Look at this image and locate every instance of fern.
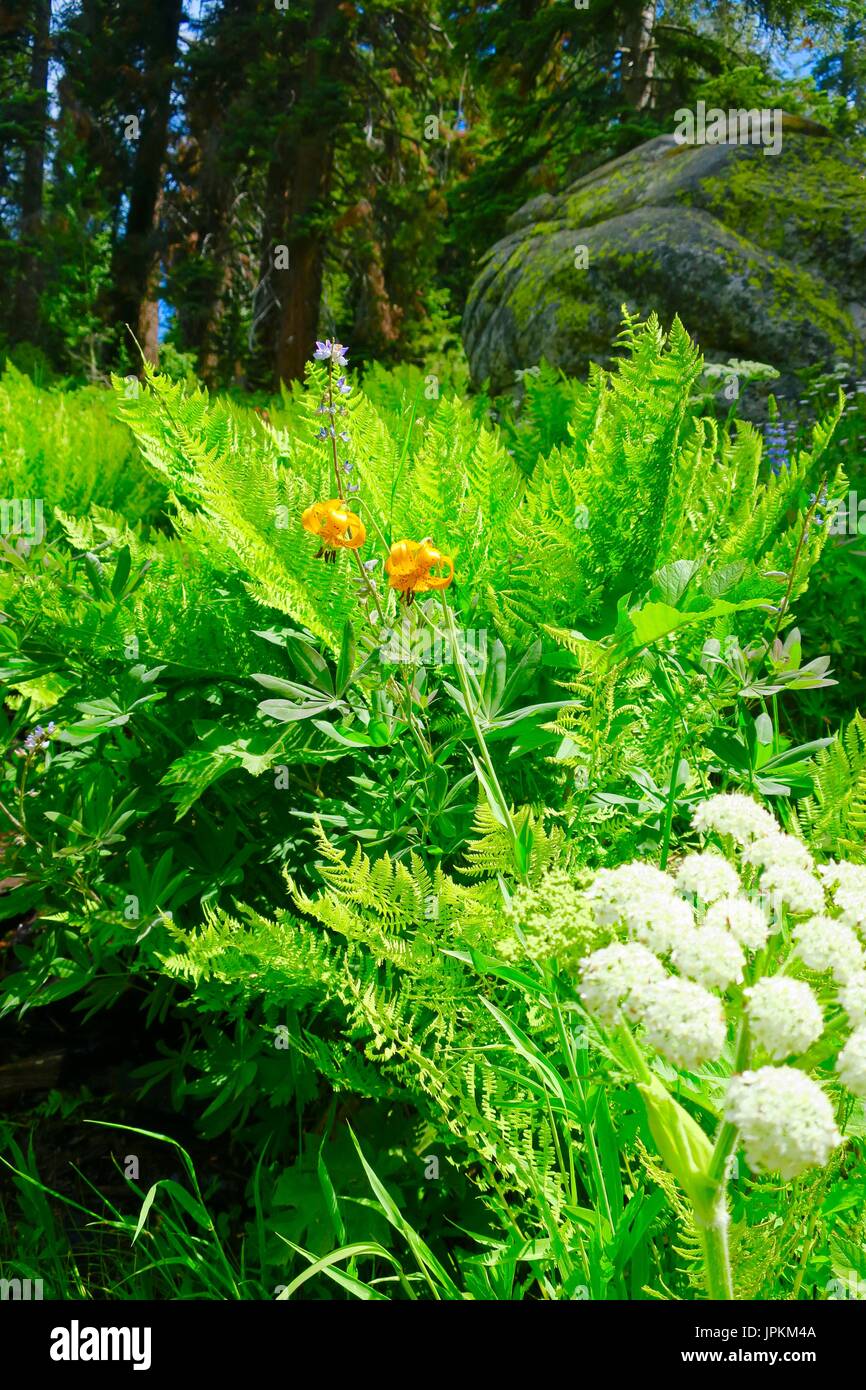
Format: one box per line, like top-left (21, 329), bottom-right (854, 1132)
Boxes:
top-left (457, 801), bottom-right (570, 883)
top-left (791, 712), bottom-right (866, 859)
top-left (0, 364), bottom-right (165, 526)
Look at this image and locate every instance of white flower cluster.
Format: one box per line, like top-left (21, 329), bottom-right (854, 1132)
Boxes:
top-left (839, 973), bottom-right (866, 1028)
top-left (691, 793), bottom-right (777, 844)
top-left (794, 916), bottom-right (864, 984)
top-left (819, 863), bottom-right (866, 933)
top-left (671, 926), bottom-right (744, 991)
top-left (640, 978), bottom-right (727, 1069)
top-left (577, 795), bottom-right (866, 1163)
top-left (578, 942), bottom-right (666, 1025)
top-left (836, 1028), bottom-right (866, 1100)
top-left (742, 833), bottom-right (814, 874)
top-left (694, 805), bottom-right (824, 916)
top-left (759, 865), bottom-right (825, 916)
top-left (675, 852), bottom-right (740, 904)
top-left (585, 862), bottom-right (674, 925)
top-left (724, 1067), bottom-right (841, 1180)
top-left (584, 863), bottom-right (694, 955)
top-left (745, 977), bottom-right (824, 1060)
top-left (577, 941), bottom-right (727, 1068)
top-left (704, 895), bottom-right (772, 950)
top-left (787, 868), bottom-right (866, 1079)
top-left (733, 831), bottom-right (822, 915)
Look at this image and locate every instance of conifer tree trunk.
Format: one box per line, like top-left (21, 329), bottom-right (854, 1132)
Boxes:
top-left (621, 1), bottom-right (657, 111)
top-left (254, 0), bottom-right (342, 386)
top-left (271, 130), bottom-right (335, 385)
top-left (192, 130), bottom-right (234, 388)
top-left (111, 0), bottom-right (182, 365)
top-left (12, 0), bottom-right (50, 345)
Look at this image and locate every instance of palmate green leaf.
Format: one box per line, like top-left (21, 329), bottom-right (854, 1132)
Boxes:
top-left (159, 720), bottom-right (305, 816)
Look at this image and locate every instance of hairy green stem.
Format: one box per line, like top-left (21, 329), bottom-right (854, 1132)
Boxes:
top-left (618, 1020), bottom-right (738, 1300)
top-left (697, 1017), bottom-right (753, 1300)
top-left (697, 1204), bottom-right (735, 1301)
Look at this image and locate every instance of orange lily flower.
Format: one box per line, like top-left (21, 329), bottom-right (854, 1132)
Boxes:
top-left (385, 539), bottom-right (454, 603)
top-left (302, 499), bottom-right (366, 562)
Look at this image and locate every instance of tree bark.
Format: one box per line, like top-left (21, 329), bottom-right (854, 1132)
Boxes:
top-left (111, 0), bottom-right (182, 367)
top-left (11, 0), bottom-right (51, 344)
top-left (621, 1), bottom-right (657, 111)
top-left (253, 0), bottom-right (342, 387)
top-left (178, 124), bottom-right (236, 389)
top-left (271, 130), bottom-right (335, 385)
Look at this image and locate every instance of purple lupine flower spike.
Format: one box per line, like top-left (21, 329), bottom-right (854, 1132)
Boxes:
top-left (313, 339), bottom-right (349, 367)
top-left (22, 723), bottom-right (56, 754)
top-left (763, 419), bottom-right (791, 476)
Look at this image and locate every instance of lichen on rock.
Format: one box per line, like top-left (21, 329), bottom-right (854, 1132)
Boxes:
top-left (463, 121), bottom-right (866, 393)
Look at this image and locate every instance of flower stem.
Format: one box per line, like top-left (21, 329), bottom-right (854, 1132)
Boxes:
top-left (326, 361), bottom-right (344, 501)
top-left (697, 1203), bottom-right (735, 1301)
top-left (766, 475), bottom-right (827, 652)
top-left (697, 1017), bottom-right (752, 1301)
top-left (659, 736), bottom-right (688, 869)
top-left (349, 547), bottom-right (385, 625)
top-left (708, 1017), bottom-right (750, 1185)
top-left (616, 1019), bottom-right (737, 1300)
